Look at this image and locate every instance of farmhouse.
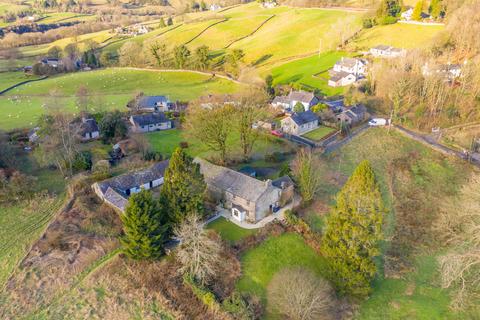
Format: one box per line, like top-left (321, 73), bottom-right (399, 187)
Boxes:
top-left (370, 45), bottom-right (406, 58)
top-left (333, 57), bottom-right (367, 76)
top-left (40, 58), bottom-right (62, 68)
top-left (272, 90), bottom-right (319, 111)
top-left (281, 110), bottom-right (319, 135)
top-left (261, 0), bottom-right (277, 8)
top-left (210, 3), bottom-right (221, 10)
top-left (328, 71), bottom-right (357, 87)
top-left (336, 104), bottom-right (367, 125)
top-left (78, 117), bottom-right (100, 141)
top-left (130, 113), bottom-right (172, 133)
top-left (92, 160), bottom-right (169, 212)
top-left (115, 24), bottom-right (149, 36)
top-left (136, 95), bottom-right (171, 112)
top-left (401, 8), bottom-right (413, 20)
top-left (195, 158), bottom-right (294, 223)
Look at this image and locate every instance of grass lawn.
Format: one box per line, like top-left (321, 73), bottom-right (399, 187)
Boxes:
top-left (146, 128), bottom-right (294, 161)
top-left (350, 23), bottom-right (444, 51)
top-left (0, 71), bottom-right (41, 92)
top-left (0, 68), bottom-right (242, 130)
top-left (206, 217), bottom-right (256, 243)
top-left (270, 51), bottom-right (351, 96)
top-left (301, 126), bottom-right (336, 141)
top-left (236, 233), bottom-right (327, 308)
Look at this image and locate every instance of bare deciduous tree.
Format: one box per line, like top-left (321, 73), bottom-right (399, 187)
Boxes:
top-left (267, 267), bottom-right (335, 320)
top-left (291, 148), bottom-right (322, 203)
top-left (185, 100), bottom-right (234, 164)
top-left (436, 175), bottom-right (480, 309)
top-left (173, 213), bottom-right (222, 285)
top-left (234, 90), bottom-right (269, 161)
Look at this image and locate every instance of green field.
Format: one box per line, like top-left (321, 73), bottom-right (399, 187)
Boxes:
top-left (19, 29), bottom-right (115, 57)
top-left (207, 217), bottom-right (256, 243)
top-left (270, 51), bottom-right (351, 96)
top-left (0, 72), bottom-right (41, 92)
top-left (37, 12), bottom-right (96, 24)
top-left (236, 233), bottom-right (326, 317)
top-left (103, 3), bottom-right (363, 69)
top-left (350, 23), bottom-right (444, 50)
top-left (0, 68), bottom-right (242, 130)
top-left (301, 125), bottom-right (336, 141)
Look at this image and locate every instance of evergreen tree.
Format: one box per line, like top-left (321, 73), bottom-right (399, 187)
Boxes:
top-left (167, 16), bottom-right (173, 25)
top-left (293, 102), bottom-right (305, 113)
top-left (194, 45), bottom-right (210, 70)
top-left (121, 189), bottom-right (170, 260)
top-left (429, 0), bottom-right (443, 19)
top-left (173, 45), bottom-right (191, 69)
top-left (161, 147), bottom-right (206, 224)
top-left (412, 0), bottom-right (424, 21)
top-left (321, 160), bottom-right (384, 298)
top-left (158, 18), bottom-right (166, 28)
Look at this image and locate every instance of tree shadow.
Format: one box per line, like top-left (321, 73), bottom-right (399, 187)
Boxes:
top-left (252, 54), bottom-right (273, 66)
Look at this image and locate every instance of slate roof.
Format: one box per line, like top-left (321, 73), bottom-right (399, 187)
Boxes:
top-left (289, 110), bottom-right (318, 126)
top-left (272, 175), bottom-right (294, 189)
top-left (97, 160), bottom-right (169, 196)
top-left (329, 71), bottom-right (353, 82)
top-left (131, 113), bottom-right (170, 126)
top-left (287, 90), bottom-right (315, 104)
top-left (272, 96), bottom-right (290, 105)
top-left (94, 160), bottom-right (169, 211)
top-left (79, 118), bottom-right (99, 135)
top-left (321, 99), bottom-right (344, 112)
top-left (372, 44), bottom-right (391, 51)
top-left (336, 58), bottom-right (366, 69)
top-left (341, 104), bottom-right (367, 121)
top-left (194, 158), bottom-right (279, 203)
top-left (104, 187), bottom-right (129, 211)
top-left (138, 96), bottom-right (169, 108)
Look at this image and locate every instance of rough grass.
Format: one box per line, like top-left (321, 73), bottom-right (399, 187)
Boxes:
top-left (301, 125), bottom-right (336, 141)
top-left (0, 163), bottom-right (66, 288)
top-left (350, 23), bottom-right (444, 50)
top-left (316, 128), bottom-right (474, 319)
top-left (0, 68), bottom-right (242, 130)
top-left (236, 233), bottom-right (327, 302)
top-left (206, 217), bottom-right (256, 243)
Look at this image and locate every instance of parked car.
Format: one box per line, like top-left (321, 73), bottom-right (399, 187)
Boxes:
top-left (270, 130), bottom-right (283, 137)
top-left (368, 118), bottom-right (387, 126)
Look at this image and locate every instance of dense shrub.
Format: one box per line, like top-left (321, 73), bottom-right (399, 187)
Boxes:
top-left (264, 151), bottom-right (284, 163)
top-left (222, 292), bottom-right (262, 320)
top-left (72, 151), bottom-right (92, 171)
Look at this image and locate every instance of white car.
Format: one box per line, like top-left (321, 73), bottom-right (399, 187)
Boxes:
top-left (368, 118), bottom-right (387, 126)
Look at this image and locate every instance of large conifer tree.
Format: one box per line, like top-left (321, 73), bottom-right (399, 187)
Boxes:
top-left (161, 147), bottom-right (206, 224)
top-left (321, 160), bottom-right (384, 298)
top-left (121, 189), bottom-right (170, 260)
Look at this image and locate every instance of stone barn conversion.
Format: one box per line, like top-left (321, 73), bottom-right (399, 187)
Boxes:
top-left (195, 158), bottom-right (294, 223)
top-left (92, 160), bottom-right (169, 212)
